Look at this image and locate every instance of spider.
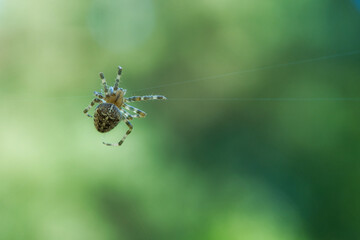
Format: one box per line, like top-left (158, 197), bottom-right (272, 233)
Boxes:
top-left (83, 66), bottom-right (167, 146)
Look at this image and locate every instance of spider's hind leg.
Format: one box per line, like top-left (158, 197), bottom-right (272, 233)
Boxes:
top-left (83, 98), bottom-right (102, 118)
top-left (103, 119), bottom-right (133, 146)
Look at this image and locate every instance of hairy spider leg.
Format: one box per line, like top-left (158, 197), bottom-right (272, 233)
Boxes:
top-left (121, 109), bottom-right (142, 120)
top-left (121, 109), bottom-right (134, 120)
top-left (83, 98), bottom-right (103, 118)
top-left (103, 118), bottom-right (133, 146)
top-left (125, 95), bottom-right (167, 103)
top-left (99, 72), bottom-right (110, 97)
top-left (121, 109), bottom-right (142, 119)
top-left (114, 66), bottom-right (122, 92)
top-left (122, 103), bottom-right (147, 118)
top-left (94, 91), bottom-right (104, 99)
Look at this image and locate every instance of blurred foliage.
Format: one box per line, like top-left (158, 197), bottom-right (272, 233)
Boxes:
top-left (0, 0), bottom-right (360, 239)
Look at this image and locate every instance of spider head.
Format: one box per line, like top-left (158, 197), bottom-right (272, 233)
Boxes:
top-left (119, 87), bottom-right (126, 95)
top-left (103, 87), bottom-right (126, 108)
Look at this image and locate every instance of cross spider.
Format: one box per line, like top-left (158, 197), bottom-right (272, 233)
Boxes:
top-left (83, 66), bottom-right (167, 146)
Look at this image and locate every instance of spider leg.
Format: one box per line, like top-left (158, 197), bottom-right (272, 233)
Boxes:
top-left (83, 98), bottom-right (102, 118)
top-left (99, 72), bottom-right (110, 97)
top-left (122, 103), bottom-right (147, 118)
top-left (121, 109), bottom-right (142, 119)
top-left (114, 66), bottom-right (122, 91)
top-left (94, 91), bottom-right (104, 99)
top-left (125, 95), bottom-right (167, 103)
top-left (121, 109), bottom-right (134, 120)
top-left (103, 119), bottom-right (133, 146)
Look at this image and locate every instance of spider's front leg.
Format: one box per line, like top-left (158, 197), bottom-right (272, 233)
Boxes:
top-left (99, 72), bottom-right (110, 98)
top-left (114, 66), bottom-right (122, 91)
top-left (94, 91), bottom-right (104, 99)
top-left (83, 98), bottom-right (102, 118)
top-left (103, 119), bottom-right (133, 146)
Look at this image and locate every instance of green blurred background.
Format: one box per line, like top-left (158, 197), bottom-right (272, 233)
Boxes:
top-left (1, 0), bottom-right (360, 239)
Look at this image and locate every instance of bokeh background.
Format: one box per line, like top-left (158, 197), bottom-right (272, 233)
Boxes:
top-left (0, 0), bottom-right (360, 239)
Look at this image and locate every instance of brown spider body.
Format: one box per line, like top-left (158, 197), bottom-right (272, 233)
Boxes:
top-left (104, 89), bottom-right (125, 109)
top-left (83, 66), bottom-right (167, 146)
top-left (94, 103), bottom-right (124, 133)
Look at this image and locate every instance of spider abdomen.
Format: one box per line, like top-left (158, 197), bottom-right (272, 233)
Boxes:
top-left (94, 103), bottom-right (123, 133)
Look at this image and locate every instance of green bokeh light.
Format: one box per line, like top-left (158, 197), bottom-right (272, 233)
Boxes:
top-left (88, 0), bottom-right (156, 52)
